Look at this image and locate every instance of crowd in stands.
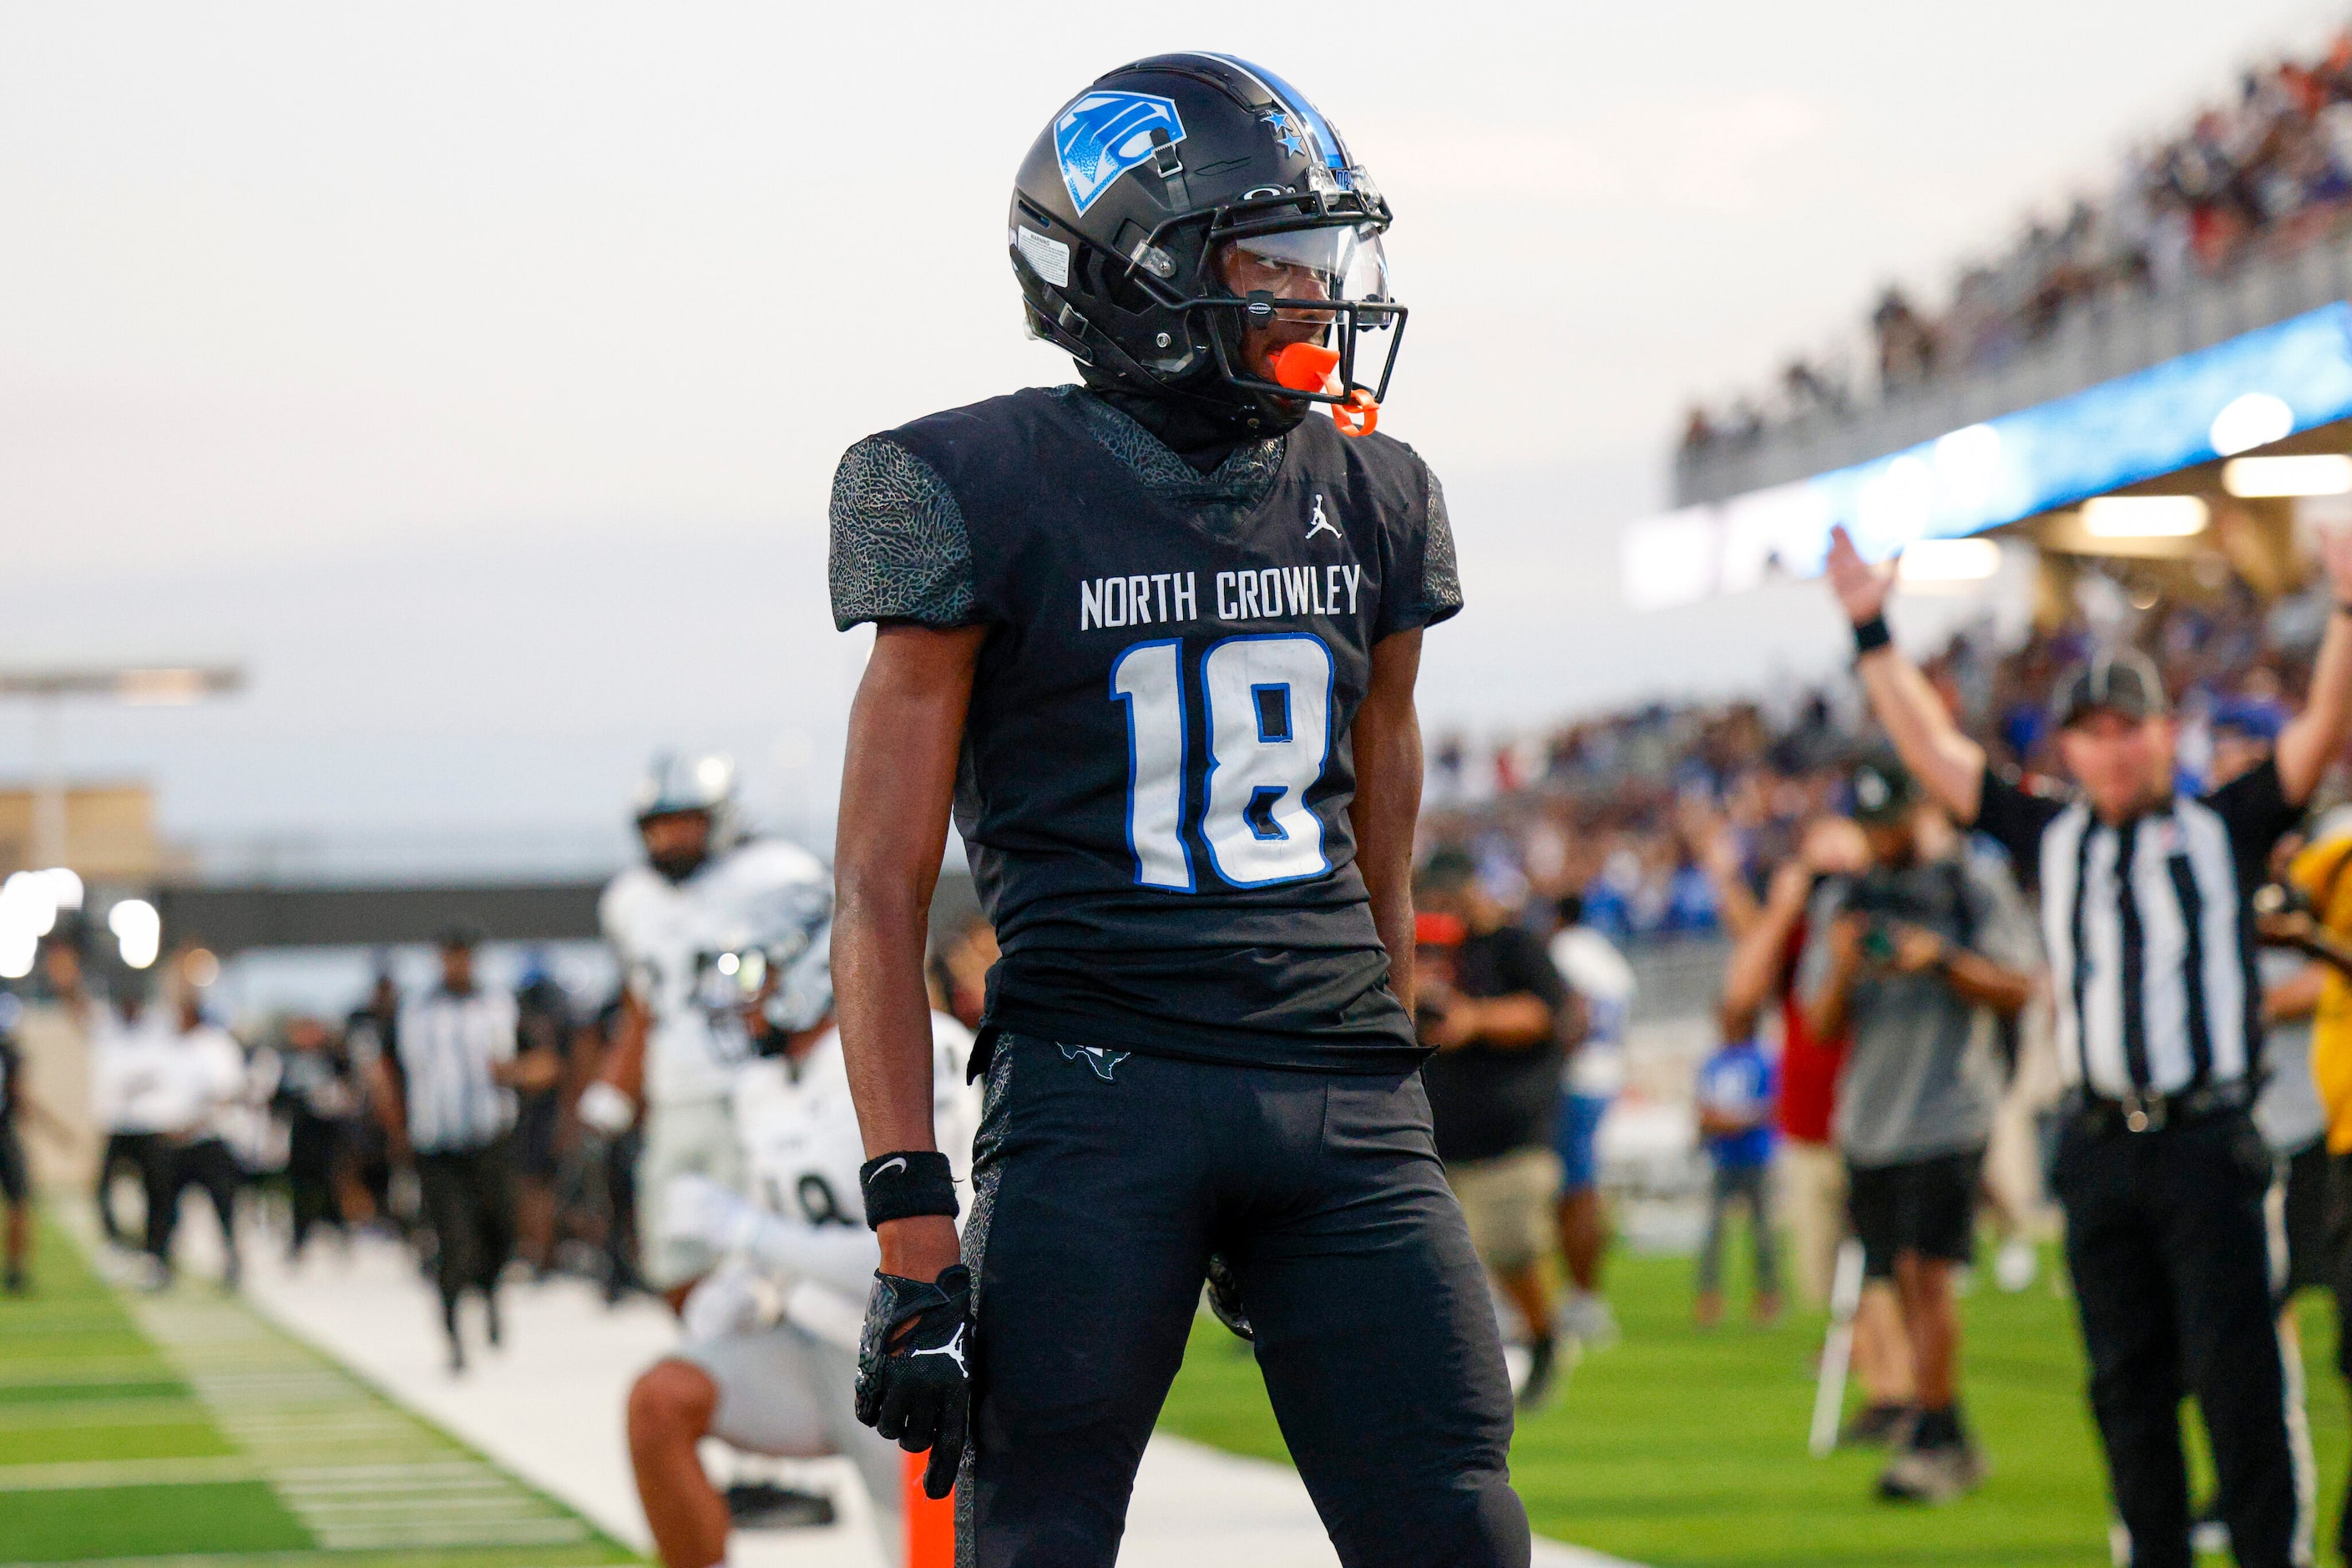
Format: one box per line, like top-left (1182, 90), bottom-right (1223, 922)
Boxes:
top-left (1424, 576), bottom-right (2334, 940)
top-left (1684, 28), bottom-right (2352, 454)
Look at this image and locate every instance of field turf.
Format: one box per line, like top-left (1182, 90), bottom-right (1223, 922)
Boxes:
top-left (1159, 1244), bottom-right (2344, 1567)
top-left (0, 1216), bottom-right (639, 1567)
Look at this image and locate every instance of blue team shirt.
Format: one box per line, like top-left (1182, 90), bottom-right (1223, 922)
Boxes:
top-left (1697, 1039), bottom-right (1776, 1170)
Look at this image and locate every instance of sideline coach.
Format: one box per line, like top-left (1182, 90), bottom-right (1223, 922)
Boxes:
top-left (1827, 521), bottom-right (2352, 1568)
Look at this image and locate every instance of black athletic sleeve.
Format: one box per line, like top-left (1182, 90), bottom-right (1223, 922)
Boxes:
top-left (1373, 454), bottom-right (1463, 640)
top-left (2203, 756), bottom-right (2302, 890)
top-left (1971, 765), bottom-right (2066, 888)
top-left (828, 435), bottom-right (981, 632)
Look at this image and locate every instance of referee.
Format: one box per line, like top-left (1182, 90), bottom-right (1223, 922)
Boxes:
top-left (1828, 522), bottom-right (2352, 1568)
top-left (375, 926), bottom-right (554, 1373)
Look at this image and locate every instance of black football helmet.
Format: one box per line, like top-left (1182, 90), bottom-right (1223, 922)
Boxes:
top-left (1009, 53), bottom-right (1404, 437)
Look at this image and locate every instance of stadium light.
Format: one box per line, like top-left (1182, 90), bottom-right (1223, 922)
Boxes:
top-left (2222, 454), bottom-right (2352, 498)
top-left (108, 898), bottom-right (161, 970)
top-left (0, 660), bottom-right (245, 869)
top-left (2081, 495), bottom-right (2209, 539)
top-left (2210, 392), bottom-right (2296, 457)
top-left (1898, 538), bottom-right (2002, 584)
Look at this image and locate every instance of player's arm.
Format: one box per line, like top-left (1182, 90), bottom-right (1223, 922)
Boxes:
top-left (2276, 526), bottom-right (2352, 804)
top-left (1823, 524), bottom-right (1986, 822)
top-left (835, 622), bottom-right (987, 1285)
top-left (1352, 628), bottom-right (1424, 1014)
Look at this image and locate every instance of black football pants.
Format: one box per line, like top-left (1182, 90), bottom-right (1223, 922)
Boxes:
top-left (414, 1137), bottom-right (517, 1332)
top-left (2051, 1108), bottom-right (2298, 1568)
top-left (954, 1033), bottom-right (1528, 1568)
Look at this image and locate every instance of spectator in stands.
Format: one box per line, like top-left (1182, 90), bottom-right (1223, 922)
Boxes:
top-left (1550, 893), bottom-right (1631, 1350)
top-left (1800, 755), bottom-right (2036, 1502)
top-left (1692, 999), bottom-right (1778, 1327)
top-left (1416, 848), bottom-right (1576, 1409)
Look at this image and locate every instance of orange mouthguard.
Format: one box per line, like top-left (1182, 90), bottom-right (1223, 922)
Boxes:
top-left (1272, 341), bottom-right (1340, 391)
top-left (1270, 342), bottom-right (1379, 438)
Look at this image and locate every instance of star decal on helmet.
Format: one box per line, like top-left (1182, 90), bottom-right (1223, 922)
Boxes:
top-left (1260, 109), bottom-right (1307, 159)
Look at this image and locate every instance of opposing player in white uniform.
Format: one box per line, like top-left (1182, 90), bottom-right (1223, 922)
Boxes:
top-left (625, 883), bottom-right (979, 1568)
top-left (584, 753), bottom-right (832, 1302)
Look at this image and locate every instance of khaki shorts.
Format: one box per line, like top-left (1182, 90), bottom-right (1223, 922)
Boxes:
top-left (637, 1094), bottom-right (746, 1291)
top-left (1445, 1146), bottom-right (1562, 1273)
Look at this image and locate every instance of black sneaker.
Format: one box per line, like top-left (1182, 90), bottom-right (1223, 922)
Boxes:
top-left (1839, 1402), bottom-right (1914, 1449)
top-left (725, 1481), bottom-right (837, 1530)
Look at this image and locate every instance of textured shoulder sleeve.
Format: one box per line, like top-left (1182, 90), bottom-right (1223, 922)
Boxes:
top-left (827, 435), bottom-right (979, 632)
top-left (1374, 448), bottom-right (1463, 639)
top-left (1419, 468), bottom-right (1464, 625)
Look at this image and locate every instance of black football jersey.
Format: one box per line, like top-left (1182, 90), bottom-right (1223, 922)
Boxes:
top-left (831, 387), bottom-right (1460, 1071)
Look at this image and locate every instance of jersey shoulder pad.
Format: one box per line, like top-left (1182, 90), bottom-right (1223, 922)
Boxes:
top-left (718, 837), bottom-right (827, 893)
top-left (599, 866), bottom-right (665, 947)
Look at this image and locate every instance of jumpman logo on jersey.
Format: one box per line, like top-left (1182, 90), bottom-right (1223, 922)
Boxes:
top-left (1060, 1042), bottom-right (1131, 1081)
top-left (1306, 494), bottom-right (1341, 542)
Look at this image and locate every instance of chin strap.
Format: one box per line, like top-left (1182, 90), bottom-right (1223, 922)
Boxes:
top-left (1272, 343), bottom-right (1378, 437)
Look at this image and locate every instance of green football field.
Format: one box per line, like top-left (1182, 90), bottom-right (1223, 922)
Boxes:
top-left (1160, 1243), bottom-right (2348, 1568)
top-left (0, 1216), bottom-right (638, 1568)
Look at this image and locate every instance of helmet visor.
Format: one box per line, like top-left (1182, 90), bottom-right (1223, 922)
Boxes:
top-left (1224, 226), bottom-right (1390, 321)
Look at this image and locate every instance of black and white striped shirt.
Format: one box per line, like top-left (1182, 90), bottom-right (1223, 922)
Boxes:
top-left (395, 989), bottom-right (521, 1154)
top-left (1975, 760), bottom-right (2300, 1099)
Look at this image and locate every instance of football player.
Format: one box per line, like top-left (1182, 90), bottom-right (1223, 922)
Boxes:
top-left (626, 895), bottom-right (980, 1568)
top-left (584, 753), bottom-right (830, 1308)
top-left (830, 54), bottom-right (1527, 1568)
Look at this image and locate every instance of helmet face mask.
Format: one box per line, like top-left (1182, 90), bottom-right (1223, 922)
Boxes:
top-left (1009, 54), bottom-right (1405, 437)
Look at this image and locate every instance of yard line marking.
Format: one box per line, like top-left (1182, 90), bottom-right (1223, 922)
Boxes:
top-left (0, 1454), bottom-right (263, 1490)
top-left (123, 1288), bottom-right (603, 1553)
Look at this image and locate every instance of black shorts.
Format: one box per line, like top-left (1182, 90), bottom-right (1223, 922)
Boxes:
top-left (957, 1032), bottom-right (1529, 1568)
top-left (1848, 1146), bottom-right (1983, 1279)
top-left (0, 1127), bottom-right (26, 1205)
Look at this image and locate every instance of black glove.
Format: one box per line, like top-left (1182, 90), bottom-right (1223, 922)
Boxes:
top-left (855, 1264), bottom-right (972, 1499)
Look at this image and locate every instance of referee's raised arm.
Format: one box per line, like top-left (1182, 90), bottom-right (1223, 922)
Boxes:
top-left (1823, 524), bottom-right (1986, 822)
top-left (2273, 522), bottom-right (2352, 805)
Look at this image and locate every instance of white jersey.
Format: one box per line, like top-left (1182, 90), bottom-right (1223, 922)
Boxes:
top-left (601, 838), bottom-right (830, 1107)
top-left (729, 1012), bottom-right (980, 1343)
top-left (1551, 923), bottom-right (1636, 1099)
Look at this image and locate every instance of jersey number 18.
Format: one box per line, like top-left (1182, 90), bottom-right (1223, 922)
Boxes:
top-left (1110, 633), bottom-right (1334, 892)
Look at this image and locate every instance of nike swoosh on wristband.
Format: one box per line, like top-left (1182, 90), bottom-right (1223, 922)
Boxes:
top-left (873, 1156), bottom-right (908, 1178)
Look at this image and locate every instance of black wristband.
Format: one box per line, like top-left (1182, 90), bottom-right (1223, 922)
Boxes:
top-left (860, 1151), bottom-right (959, 1228)
top-left (1853, 615), bottom-right (1892, 655)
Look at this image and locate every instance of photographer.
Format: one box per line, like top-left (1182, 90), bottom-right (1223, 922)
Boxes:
top-left (1800, 755), bottom-right (2035, 1502)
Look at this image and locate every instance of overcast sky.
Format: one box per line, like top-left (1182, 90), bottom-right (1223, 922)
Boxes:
top-left (3, 0), bottom-right (2344, 868)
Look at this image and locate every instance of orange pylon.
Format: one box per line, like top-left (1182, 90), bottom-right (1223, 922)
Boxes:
top-left (905, 1449), bottom-right (954, 1568)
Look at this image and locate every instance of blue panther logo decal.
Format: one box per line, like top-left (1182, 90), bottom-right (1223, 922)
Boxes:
top-left (1055, 91), bottom-right (1186, 215)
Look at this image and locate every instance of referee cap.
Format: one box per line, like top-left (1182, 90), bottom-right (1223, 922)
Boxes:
top-left (2051, 647), bottom-right (2167, 730)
